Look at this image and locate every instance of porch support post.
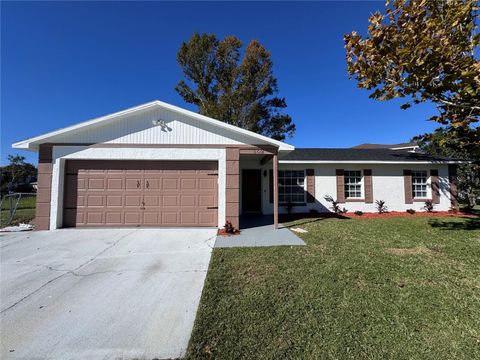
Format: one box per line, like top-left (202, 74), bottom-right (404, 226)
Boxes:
top-left (273, 154), bottom-right (278, 229)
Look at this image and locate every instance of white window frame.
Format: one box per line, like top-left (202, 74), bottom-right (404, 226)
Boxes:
top-left (278, 170), bottom-right (306, 204)
top-left (411, 170), bottom-right (429, 199)
top-left (344, 170), bottom-right (363, 199)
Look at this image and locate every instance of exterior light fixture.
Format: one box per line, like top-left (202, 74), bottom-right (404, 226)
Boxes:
top-left (152, 119), bottom-right (167, 127)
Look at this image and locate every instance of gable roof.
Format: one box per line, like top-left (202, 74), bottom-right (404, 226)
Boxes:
top-left (12, 100), bottom-right (295, 151)
top-left (281, 148), bottom-right (463, 164)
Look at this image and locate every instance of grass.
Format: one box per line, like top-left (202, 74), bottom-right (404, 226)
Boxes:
top-left (186, 216), bottom-right (480, 360)
top-left (0, 195), bottom-right (36, 227)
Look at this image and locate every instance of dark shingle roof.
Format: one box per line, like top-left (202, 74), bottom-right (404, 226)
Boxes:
top-left (281, 148), bottom-right (455, 162)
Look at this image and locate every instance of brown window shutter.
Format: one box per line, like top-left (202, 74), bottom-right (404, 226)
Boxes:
top-left (403, 170), bottom-right (413, 204)
top-left (430, 169), bottom-right (440, 204)
top-left (269, 169), bottom-right (273, 203)
top-left (364, 169), bottom-right (373, 203)
top-left (336, 169), bottom-right (345, 203)
top-left (448, 165), bottom-right (459, 210)
top-left (306, 169), bottom-right (315, 203)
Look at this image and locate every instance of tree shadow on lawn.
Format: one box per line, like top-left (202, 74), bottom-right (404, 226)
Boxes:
top-left (429, 217), bottom-right (480, 231)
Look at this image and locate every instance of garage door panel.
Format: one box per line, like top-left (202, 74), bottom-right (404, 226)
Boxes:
top-left (180, 195), bottom-right (196, 206)
top-left (180, 178), bottom-right (196, 190)
top-left (105, 212), bottom-right (123, 225)
top-left (63, 160), bottom-right (218, 227)
top-left (77, 178), bottom-right (86, 190)
top-left (199, 178), bottom-right (216, 190)
top-left (107, 178), bottom-right (123, 190)
top-left (199, 194), bottom-right (216, 207)
top-left (86, 212), bottom-right (103, 224)
top-left (199, 212), bottom-right (216, 225)
top-left (143, 212), bottom-right (159, 225)
top-left (125, 195), bottom-right (142, 207)
top-left (144, 178), bottom-right (160, 190)
top-left (163, 195), bottom-right (178, 206)
top-left (162, 212), bottom-right (178, 224)
top-left (180, 212), bottom-right (196, 224)
top-left (76, 195), bottom-right (85, 207)
top-left (162, 178), bottom-right (178, 190)
top-left (106, 195), bottom-right (122, 207)
top-left (126, 178), bottom-right (142, 190)
top-left (125, 212), bottom-right (141, 224)
top-left (86, 195), bottom-right (104, 207)
top-left (144, 196), bottom-right (160, 207)
top-left (88, 178), bottom-right (105, 190)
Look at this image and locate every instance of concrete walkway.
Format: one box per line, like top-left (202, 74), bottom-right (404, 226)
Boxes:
top-left (215, 216), bottom-right (305, 248)
top-left (1, 228), bottom-right (216, 360)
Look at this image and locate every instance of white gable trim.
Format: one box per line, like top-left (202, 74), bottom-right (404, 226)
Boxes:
top-left (12, 100), bottom-right (295, 151)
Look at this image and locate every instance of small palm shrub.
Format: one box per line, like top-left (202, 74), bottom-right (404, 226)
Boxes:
top-left (424, 200), bottom-right (434, 212)
top-left (324, 195), bottom-right (347, 214)
top-left (375, 200), bottom-right (388, 213)
top-left (354, 210), bottom-right (364, 216)
top-left (406, 208), bottom-right (416, 214)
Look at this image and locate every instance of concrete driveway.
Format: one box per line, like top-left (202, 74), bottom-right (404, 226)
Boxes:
top-left (0, 228), bottom-right (216, 360)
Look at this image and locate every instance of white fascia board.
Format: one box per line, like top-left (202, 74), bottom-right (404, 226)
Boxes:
top-left (12, 100), bottom-right (295, 152)
top-left (279, 160), bottom-right (467, 164)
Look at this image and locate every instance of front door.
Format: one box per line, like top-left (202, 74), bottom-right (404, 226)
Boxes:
top-left (242, 169), bottom-right (262, 213)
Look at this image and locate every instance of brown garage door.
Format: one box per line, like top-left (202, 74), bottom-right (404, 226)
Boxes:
top-left (63, 160), bottom-right (218, 227)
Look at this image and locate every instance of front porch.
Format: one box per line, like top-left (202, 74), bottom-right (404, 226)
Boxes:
top-left (215, 214), bottom-right (305, 247)
top-left (225, 147), bottom-right (280, 231)
top-left (238, 152), bottom-right (279, 229)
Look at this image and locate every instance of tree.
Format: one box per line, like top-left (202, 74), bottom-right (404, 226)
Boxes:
top-left (415, 128), bottom-right (479, 208)
top-left (175, 32), bottom-right (295, 140)
top-left (344, 0), bottom-right (479, 150)
top-left (0, 155), bottom-right (37, 194)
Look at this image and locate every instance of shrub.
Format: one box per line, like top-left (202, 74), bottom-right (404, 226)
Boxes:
top-left (406, 208), bottom-right (416, 214)
top-left (424, 200), bottom-right (434, 212)
top-left (324, 195), bottom-right (347, 214)
top-left (354, 210), bottom-right (364, 216)
top-left (375, 200), bottom-right (388, 213)
top-left (224, 221), bottom-right (236, 234)
top-left (309, 209), bottom-right (319, 215)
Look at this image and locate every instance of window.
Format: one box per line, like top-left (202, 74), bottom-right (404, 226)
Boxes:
top-left (412, 170), bottom-right (428, 198)
top-left (344, 170), bottom-right (362, 198)
top-left (278, 170), bottom-right (305, 204)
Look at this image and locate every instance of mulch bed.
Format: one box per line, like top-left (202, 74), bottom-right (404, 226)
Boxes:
top-left (217, 228), bottom-right (241, 236)
top-left (343, 211), bottom-right (476, 219)
top-left (281, 211), bottom-right (477, 222)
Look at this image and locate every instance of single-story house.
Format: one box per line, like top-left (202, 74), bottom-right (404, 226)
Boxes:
top-left (12, 100), bottom-right (460, 231)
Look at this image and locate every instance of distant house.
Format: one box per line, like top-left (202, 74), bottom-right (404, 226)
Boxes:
top-left (13, 100), bottom-right (461, 231)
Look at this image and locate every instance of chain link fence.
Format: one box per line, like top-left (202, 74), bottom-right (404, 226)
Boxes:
top-left (0, 193), bottom-right (37, 228)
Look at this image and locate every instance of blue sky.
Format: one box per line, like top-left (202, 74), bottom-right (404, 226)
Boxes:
top-left (1, 1), bottom-right (439, 165)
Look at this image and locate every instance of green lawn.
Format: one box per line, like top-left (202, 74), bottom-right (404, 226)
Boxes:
top-left (186, 216), bottom-right (480, 360)
top-left (0, 195), bottom-right (36, 227)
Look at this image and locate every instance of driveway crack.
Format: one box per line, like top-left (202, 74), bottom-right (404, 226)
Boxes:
top-left (1, 229), bottom-right (138, 314)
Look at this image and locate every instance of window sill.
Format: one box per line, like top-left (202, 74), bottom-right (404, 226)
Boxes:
top-left (345, 198), bottom-right (365, 202)
top-left (413, 198), bottom-right (432, 202)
